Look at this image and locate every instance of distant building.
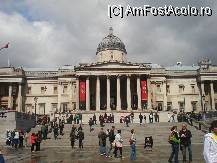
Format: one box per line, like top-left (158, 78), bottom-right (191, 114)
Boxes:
top-left (0, 28), bottom-right (217, 115)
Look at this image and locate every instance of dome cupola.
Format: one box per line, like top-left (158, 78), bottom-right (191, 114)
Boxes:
top-left (96, 27), bottom-right (127, 63)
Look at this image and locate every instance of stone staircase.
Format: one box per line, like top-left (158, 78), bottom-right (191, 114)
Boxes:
top-left (41, 122), bottom-right (204, 148)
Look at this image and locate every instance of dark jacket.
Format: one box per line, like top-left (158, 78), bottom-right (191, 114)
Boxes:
top-left (77, 130), bottom-right (84, 140)
top-left (179, 129), bottom-right (192, 146)
top-left (109, 130), bottom-right (115, 142)
top-left (98, 131), bottom-right (107, 146)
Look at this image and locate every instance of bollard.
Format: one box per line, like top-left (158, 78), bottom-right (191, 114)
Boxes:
top-left (199, 123), bottom-right (201, 130)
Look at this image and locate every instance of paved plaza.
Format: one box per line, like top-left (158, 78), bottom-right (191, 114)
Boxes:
top-left (2, 122), bottom-right (206, 163)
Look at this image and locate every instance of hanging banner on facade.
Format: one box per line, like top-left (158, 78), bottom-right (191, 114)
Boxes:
top-left (79, 81), bottom-right (86, 102)
top-left (141, 80), bottom-right (148, 101)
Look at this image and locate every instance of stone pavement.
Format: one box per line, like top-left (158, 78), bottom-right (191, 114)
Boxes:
top-left (3, 122), bottom-right (205, 163)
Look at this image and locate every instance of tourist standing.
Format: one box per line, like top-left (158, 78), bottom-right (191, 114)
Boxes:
top-left (114, 130), bottom-right (123, 158)
top-left (89, 118), bottom-right (94, 132)
top-left (77, 128), bottom-right (84, 149)
top-left (149, 112), bottom-right (153, 123)
top-left (31, 133), bottom-right (36, 152)
top-left (179, 124), bottom-right (192, 162)
top-left (41, 124), bottom-right (47, 140)
top-left (13, 130), bottom-right (19, 149)
top-left (139, 113), bottom-right (143, 125)
top-left (130, 129), bottom-right (136, 160)
top-left (98, 128), bottom-right (107, 156)
top-left (93, 113), bottom-right (97, 125)
top-left (70, 125), bottom-right (77, 149)
top-left (203, 120), bottom-right (217, 163)
top-left (168, 126), bottom-right (180, 163)
top-left (53, 123), bottom-right (59, 140)
top-left (108, 126), bottom-right (115, 156)
top-left (144, 114), bottom-right (146, 123)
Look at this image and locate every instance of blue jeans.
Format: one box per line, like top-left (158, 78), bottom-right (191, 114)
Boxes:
top-left (99, 144), bottom-right (105, 154)
top-left (108, 142), bottom-right (113, 155)
top-left (130, 144), bottom-right (136, 160)
top-left (169, 144), bottom-right (179, 163)
top-left (181, 144), bottom-right (192, 161)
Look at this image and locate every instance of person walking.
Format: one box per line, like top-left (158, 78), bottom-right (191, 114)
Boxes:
top-left (70, 125), bottom-right (77, 149)
top-left (114, 130), bottom-right (123, 158)
top-left (0, 149), bottom-right (5, 163)
top-left (13, 130), bottom-right (19, 149)
top-left (203, 120), bottom-right (217, 163)
top-left (129, 129), bottom-right (136, 160)
top-left (53, 123), bottom-right (59, 140)
top-left (179, 124), bottom-right (192, 162)
top-left (98, 128), bottom-right (107, 156)
top-left (108, 126), bottom-right (115, 157)
top-left (168, 126), bottom-right (180, 163)
top-left (77, 128), bottom-right (84, 149)
top-left (93, 113), bottom-right (97, 125)
top-left (139, 113), bottom-right (143, 125)
top-left (88, 118), bottom-right (94, 132)
top-left (31, 133), bottom-right (36, 152)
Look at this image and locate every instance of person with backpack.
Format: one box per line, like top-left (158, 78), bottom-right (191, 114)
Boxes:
top-left (108, 126), bottom-right (115, 156)
top-left (168, 126), bottom-right (180, 163)
top-left (77, 128), bottom-right (84, 149)
top-left (98, 128), bottom-right (107, 156)
top-left (179, 124), bottom-right (192, 162)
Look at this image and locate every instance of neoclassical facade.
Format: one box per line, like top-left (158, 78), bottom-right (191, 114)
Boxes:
top-left (0, 28), bottom-right (217, 115)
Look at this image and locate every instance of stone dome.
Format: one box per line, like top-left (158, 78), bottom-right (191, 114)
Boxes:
top-left (96, 27), bottom-right (127, 54)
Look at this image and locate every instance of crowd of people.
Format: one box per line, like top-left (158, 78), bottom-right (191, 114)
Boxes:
top-left (1, 111), bottom-right (217, 163)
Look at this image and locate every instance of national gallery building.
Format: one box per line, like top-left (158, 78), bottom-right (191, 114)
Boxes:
top-left (0, 28), bottom-right (217, 115)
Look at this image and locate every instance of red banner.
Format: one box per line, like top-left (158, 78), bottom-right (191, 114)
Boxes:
top-left (79, 81), bottom-right (86, 102)
top-left (141, 80), bottom-right (148, 101)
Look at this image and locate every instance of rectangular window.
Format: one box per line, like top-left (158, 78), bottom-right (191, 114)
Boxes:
top-left (53, 86), bottom-right (58, 94)
top-left (166, 85), bottom-right (170, 94)
top-left (38, 103), bottom-right (45, 115)
top-left (191, 101), bottom-right (197, 111)
top-left (27, 87), bottom-right (31, 94)
top-left (157, 84), bottom-right (161, 92)
top-left (63, 85), bottom-right (67, 94)
top-left (51, 103), bottom-right (58, 112)
top-left (178, 101), bottom-right (185, 111)
top-left (191, 85), bottom-right (195, 94)
top-left (179, 85), bottom-right (185, 93)
top-left (41, 87), bottom-right (45, 94)
top-left (167, 102), bottom-right (172, 111)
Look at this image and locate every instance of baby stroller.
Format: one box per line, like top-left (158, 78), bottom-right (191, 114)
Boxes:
top-left (144, 136), bottom-right (153, 151)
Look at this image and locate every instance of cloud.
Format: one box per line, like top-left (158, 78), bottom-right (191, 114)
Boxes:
top-left (0, 0), bottom-right (216, 67)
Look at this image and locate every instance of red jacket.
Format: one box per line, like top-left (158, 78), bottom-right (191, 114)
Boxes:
top-left (31, 135), bottom-right (36, 144)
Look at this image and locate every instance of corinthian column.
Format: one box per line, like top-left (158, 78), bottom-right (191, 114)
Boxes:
top-left (18, 83), bottom-right (23, 112)
top-left (96, 76), bottom-right (100, 111)
top-left (127, 75), bottom-right (132, 111)
top-left (76, 78), bottom-right (79, 111)
top-left (86, 77), bottom-right (90, 111)
top-left (8, 84), bottom-right (13, 109)
top-left (107, 76), bottom-right (111, 111)
top-left (210, 81), bottom-right (215, 110)
top-left (116, 76), bottom-right (121, 111)
top-left (137, 76), bottom-right (141, 110)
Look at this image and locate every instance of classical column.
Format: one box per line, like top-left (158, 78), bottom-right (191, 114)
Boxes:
top-left (17, 83), bottom-right (23, 112)
top-left (96, 76), bottom-right (100, 111)
top-left (137, 76), bottom-right (141, 110)
top-left (76, 78), bottom-right (79, 111)
top-left (116, 76), bottom-right (121, 111)
top-left (8, 84), bottom-right (13, 109)
top-left (210, 81), bottom-right (215, 110)
top-left (201, 82), bottom-right (205, 111)
top-left (86, 77), bottom-right (90, 111)
top-left (127, 75), bottom-right (132, 111)
top-left (106, 76), bottom-right (111, 111)
top-left (147, 78), bottom-right (152, 110)
top-left (163, 81), bottom-right (167, 111)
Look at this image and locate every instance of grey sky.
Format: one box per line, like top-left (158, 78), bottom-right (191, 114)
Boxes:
top-left (0, 0), bottom-right (216, 68)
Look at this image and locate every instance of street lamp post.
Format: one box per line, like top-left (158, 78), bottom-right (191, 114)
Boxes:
top-left (202, 94), bottom-right (205, 112)
top-left (34, 97), bottom-right (38, 122)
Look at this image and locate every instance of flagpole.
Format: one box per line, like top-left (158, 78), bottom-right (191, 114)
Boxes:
top-left (0, 43), bottom-right (10, 67)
